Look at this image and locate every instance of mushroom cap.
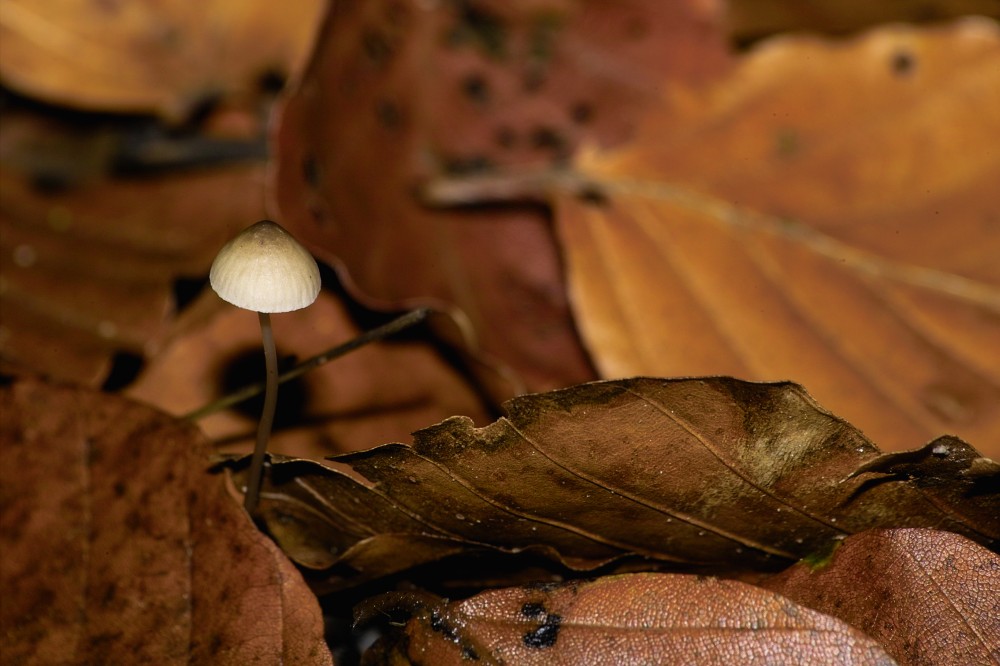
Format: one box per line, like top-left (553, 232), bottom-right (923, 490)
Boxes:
top-left (210, 220), bottom-right (320, 313)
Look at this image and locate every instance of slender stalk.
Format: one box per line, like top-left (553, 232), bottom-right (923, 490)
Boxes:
top-left (244, 312), bottom-right (278, 513)
top-left (183, 308), bottom-right (431, 422)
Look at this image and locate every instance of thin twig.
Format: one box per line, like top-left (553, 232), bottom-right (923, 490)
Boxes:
top-left (183, 308), bottom-right (431, 422)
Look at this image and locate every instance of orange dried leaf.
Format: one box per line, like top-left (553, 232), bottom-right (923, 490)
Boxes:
top-left (555, 20), bottom-right (1000, 451)
top-left (0, 0), bottom-right (324, 119)
top-left (371, 573), bottom-right (895, 665)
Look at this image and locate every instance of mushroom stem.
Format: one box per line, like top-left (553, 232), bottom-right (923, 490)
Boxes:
top-left (245, 311), bottom-right (279, 513)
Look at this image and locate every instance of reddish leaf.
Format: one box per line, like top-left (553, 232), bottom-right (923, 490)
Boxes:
top-left (364, 573), bottom-right (895, 665)
top-left (272, 0), bottom-right (732, 398)
top-left (229, 377), bottom-right (998, 588)
top-left (0, 378), bottom-right (332, 664)
top-left (765, 529), bottom-right (1000, 666)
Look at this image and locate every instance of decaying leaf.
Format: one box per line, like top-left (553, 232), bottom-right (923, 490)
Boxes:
top-left (229, 377), bottom-right (999, 588)
top-left (361, 572), bottom-right (896, 665)
top-left (272, 0), bottom-right (732, 399)
top-left (0, 378), bottom-right (332, 664)
top-left (0, 102), bottom-right (267, 385)
top-left (550, 19), bottom-right (1000, 452)
top-left (0, 0), bottom-right (324, 119)
top-left (764, 528), bottom-right (1000, 666)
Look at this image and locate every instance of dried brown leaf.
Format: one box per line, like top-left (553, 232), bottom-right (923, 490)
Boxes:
top-left (0, 0), bottom-right (324, 119)
top-left (764, 528), bottom-right (1000, 666)
top-left (231, 377), bottom-right (998, 589)
top-left (0, 108), bottom-right (265, 385)
top-left (0, 378), bottom-right (332, 664)
top-left (272, 0), bottom-right (732, 399)
top-left (554, 20), bottom-right (1000, 452)
top-left (365, 573), bottom-right (896, 665)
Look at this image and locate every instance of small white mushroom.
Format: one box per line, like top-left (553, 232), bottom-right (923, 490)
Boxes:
top-left (209, 220), bottom-right (320, 513)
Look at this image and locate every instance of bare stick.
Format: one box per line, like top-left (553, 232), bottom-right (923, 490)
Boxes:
top-left (184, 308), bottom-right (431, 422)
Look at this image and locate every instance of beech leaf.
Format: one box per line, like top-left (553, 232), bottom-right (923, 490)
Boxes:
top-left (231, 377), bottom-right (999, 588)
top-left (764, 528), bottom-right (1000, 666)
top-left (362, 572), bottom-right (896, 665)
top-left (553, 20), bottom-right (1000, 451)
top-left (271, 0), bottom-right (732, 399)
top-left (0, 378), bottom-right (332, 664)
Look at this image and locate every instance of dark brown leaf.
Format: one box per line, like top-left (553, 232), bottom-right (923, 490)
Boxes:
top-left (272, 0), bottom-right (732, 399)
top-left (764, 528), bottom-right (1000, 666)
top-left (232, 377), bottom-right (998, 588)
top-left (364, 573), bottom-right (896, 665)
top-left (0, 378), bottom-right (332, 664)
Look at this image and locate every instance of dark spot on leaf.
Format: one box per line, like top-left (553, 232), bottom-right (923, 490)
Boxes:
top-left (495, 126), bottom-right (516, 148)
top-left (891, 50), bottom-right (916, 77)
top-left (429, 609), bottom-right (460, 643)
top-left (530, 126), bottom-right (566, 153)
top-left (520, 601), bottom-right (546, 619)
top-left (442, 155), bottom-right (494, 175)
top-left (302, 155), bottom-right (319, 187)
top-left (447, 2), bottom-right (507, 60)
top-left (570, 102), bottom-right (594, 124)
top-left (577, 186), bottom-right (608, 206)
top-left (376, 99), bottom-right (402, 129)
top-left (256, 68), bottom-right (287, 94)
top-left (113, 481), bottom-right (127, 497)
top-left (362, 29), bottom-right (394, 65)
top-left (523, 612), bottom-right (561, 649)
top-left (461, 74), bottom-right (490, 104)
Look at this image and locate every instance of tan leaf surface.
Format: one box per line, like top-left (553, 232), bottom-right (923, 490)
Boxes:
top-left (228, 377), bottom-right (998, 589)
top-left (0, 0), bottom-right (324, 119)
top-left (368, 573), bottom-right (895, 665)
top-left (556, 20), bottom-right (1000, 451)
top-left (0, 378), bottom-right (332, 664)
top-left (765, 528), bottom-right (1000, 666)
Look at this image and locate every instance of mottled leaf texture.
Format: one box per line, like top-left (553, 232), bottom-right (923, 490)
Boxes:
top-left (765, 529), bottom-right (1000, 666)
top-left (554, 20), bottom-right (1000, 452)
top-left (0, 0), bottom-right (324, 119)
top-left (364, 573), bottom-right (896, 665)
top-left (233, 377), bottom-right (999, 588)
top-left (272, 0), bottom-right (731, 399)
top-left (0, 378), bottom-right (332, 665)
